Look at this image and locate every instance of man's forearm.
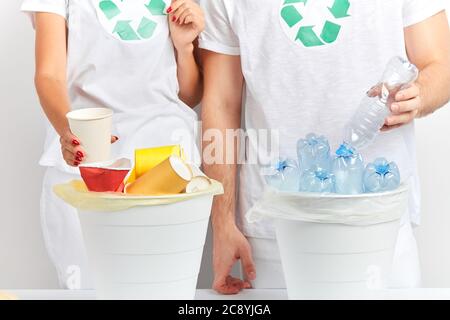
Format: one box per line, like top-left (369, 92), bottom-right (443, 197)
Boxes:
top-left (404, 11), bottom-right (450, 118)
top-left (201, 52), bottom-right (244, 231)
top-left (417, 61), bottom-right (450, 117)
top-left (207, 162), bottom-right (238, 230)
top-left (202, 98), bottom-right (242, 230)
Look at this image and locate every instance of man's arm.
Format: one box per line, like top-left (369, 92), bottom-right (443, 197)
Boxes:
top-left (201, 50), bottom-right (256, 294)
top-left (384, 11), bottom-right (450, 129)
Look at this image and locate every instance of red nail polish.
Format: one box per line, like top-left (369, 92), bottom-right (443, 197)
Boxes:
top-left (172, 16), bottom-right (176, 22)
top-left (72, 139), bottom-right (80, 146)
top-left (76, 156), bottom-right (82, 162)
top-left (166, 6), bottom-right (172, 13)
top-left (77, 151), bottom-right (84, 157)
top-left (74, 161), bottom-right (80, 166)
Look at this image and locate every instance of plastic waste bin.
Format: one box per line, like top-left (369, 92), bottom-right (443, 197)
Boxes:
top-left (54, 180), bottom-right (223, 300)
top-left (247, 184), bottom-right (409, 299)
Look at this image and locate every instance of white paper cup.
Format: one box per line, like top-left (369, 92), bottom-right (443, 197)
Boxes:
top-left (67, 108), bottom-right (113, 163)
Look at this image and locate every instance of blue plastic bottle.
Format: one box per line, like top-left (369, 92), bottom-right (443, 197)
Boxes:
top-left (262, 158), bottom-right (300, 192)
top-left (299, 167), bottom-right (335, 193)
top-left (364, 158), bottom-right (401, 193)
top-left (333, 143), bottom-right (365, 194)
top-left (297, 133), bottom-right (331, 172)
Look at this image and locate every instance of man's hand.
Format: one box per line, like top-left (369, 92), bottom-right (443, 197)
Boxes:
top-left (365, 10), bottom-right (450, 132)
top-left (367, 82), bottom-right (422, 131)
top-left (212, 222), bottom-right (256, 295)
top-left (382, 83), bottom-right (422, 131)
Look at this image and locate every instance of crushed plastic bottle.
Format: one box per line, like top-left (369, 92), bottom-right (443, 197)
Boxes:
top-left (344, 56), bottom-right (419, 150)
top-left (364, 158), bottom-right (401, 193)
top-left (297, 133), bottom-right (331, 172)
top-left (333, 143), bottom-right (365, 194)
top-left (261, 158), bottom-right (300, 192)
top-left (299, 167), bottom-right (335, 193)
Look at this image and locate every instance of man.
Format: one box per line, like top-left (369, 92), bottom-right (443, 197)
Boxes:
top-left (199, 0), bottom-right (450, 294)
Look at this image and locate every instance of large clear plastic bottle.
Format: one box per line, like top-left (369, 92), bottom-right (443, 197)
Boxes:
top-left (344, 57), bottom-right (419, 150)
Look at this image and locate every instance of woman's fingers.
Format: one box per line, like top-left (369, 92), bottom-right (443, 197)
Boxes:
top-left (177, 7), bottom-right (193, 24)
top-left (60, 132), bottom-right (86, 166)
top-left (60, 137), bottom-right (82, 155)
top-left (60, 132), bottom-right (79, 148)
top-left (168, 0), bottom-right (203, 28)
top-left (62, 144), bottom-right (85, 166)
top-left (181, 8), bottom-right (204, 30)
top-left (168, 0), bottom-right (186, 18)
top-left (60, 131), bottom-right (118, 166)
top-left (61, 147), bottom-right (78, 167)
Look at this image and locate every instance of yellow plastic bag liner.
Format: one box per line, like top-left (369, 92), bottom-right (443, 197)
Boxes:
top-left (53, 179), bottom-right (224, 212)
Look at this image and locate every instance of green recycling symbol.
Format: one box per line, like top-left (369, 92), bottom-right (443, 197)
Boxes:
top-left (279, 0), bottom-right (351, 47)
top-left (95, 0), bottom-right (169, 42)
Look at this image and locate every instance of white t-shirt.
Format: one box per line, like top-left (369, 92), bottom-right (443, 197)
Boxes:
top-left (21, 0), bottom-right (200, 173)
top-left (199, 0), bottom-right (447, 238)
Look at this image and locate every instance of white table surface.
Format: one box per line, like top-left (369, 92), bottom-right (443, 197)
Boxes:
top-left (2, 289), bottom-right (450, 300)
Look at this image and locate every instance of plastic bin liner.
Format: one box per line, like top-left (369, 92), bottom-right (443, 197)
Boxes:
top-left (54, 179), bottom-right (224, 212)
top-left (247, 184), bottom-right (408, 226)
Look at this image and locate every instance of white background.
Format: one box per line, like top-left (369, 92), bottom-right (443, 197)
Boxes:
top-left (0, 1), bottom-right (449, 289)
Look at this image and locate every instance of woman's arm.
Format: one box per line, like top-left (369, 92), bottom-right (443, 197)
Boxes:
top-left (34, 12), bottom-right (70, 137)
top-left (168, 0), bottom-right (205, 107)
top-left (34, 13), bottom-right (87, 166)
top-left (175, 41), bottom-right (203, 108)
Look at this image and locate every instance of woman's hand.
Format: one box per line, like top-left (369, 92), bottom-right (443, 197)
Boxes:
top-left (167, 0), bottom-right (205, 53)
top-left (367, 82), bottom-right (422, 131)
top-left (60, 131), bottom-right (118, 167)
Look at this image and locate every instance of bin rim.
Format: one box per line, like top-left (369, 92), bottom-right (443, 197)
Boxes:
top-left (247, 182), bottom-right (410, 226)
top-left (267, 182), bottom-right (409, 200)
top-left (56, 179), bottom-right (223, 200)
top-left (53, 179), bottom-right (224, 212)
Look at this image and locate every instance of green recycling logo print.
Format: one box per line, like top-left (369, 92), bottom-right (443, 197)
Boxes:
top-left (279, 0), bottom-right (351, 47)
top-left (95, 0), bottom-right (169, 42)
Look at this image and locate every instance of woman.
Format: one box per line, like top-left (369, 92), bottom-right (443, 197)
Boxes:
top-left (21, 0), bottom-right (204, 288)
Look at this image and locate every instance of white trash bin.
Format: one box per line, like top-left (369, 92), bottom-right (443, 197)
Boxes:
top-left (54, 180), bottom-right (223, 300)
top-left (248, 184), bottom-right (409, 300)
